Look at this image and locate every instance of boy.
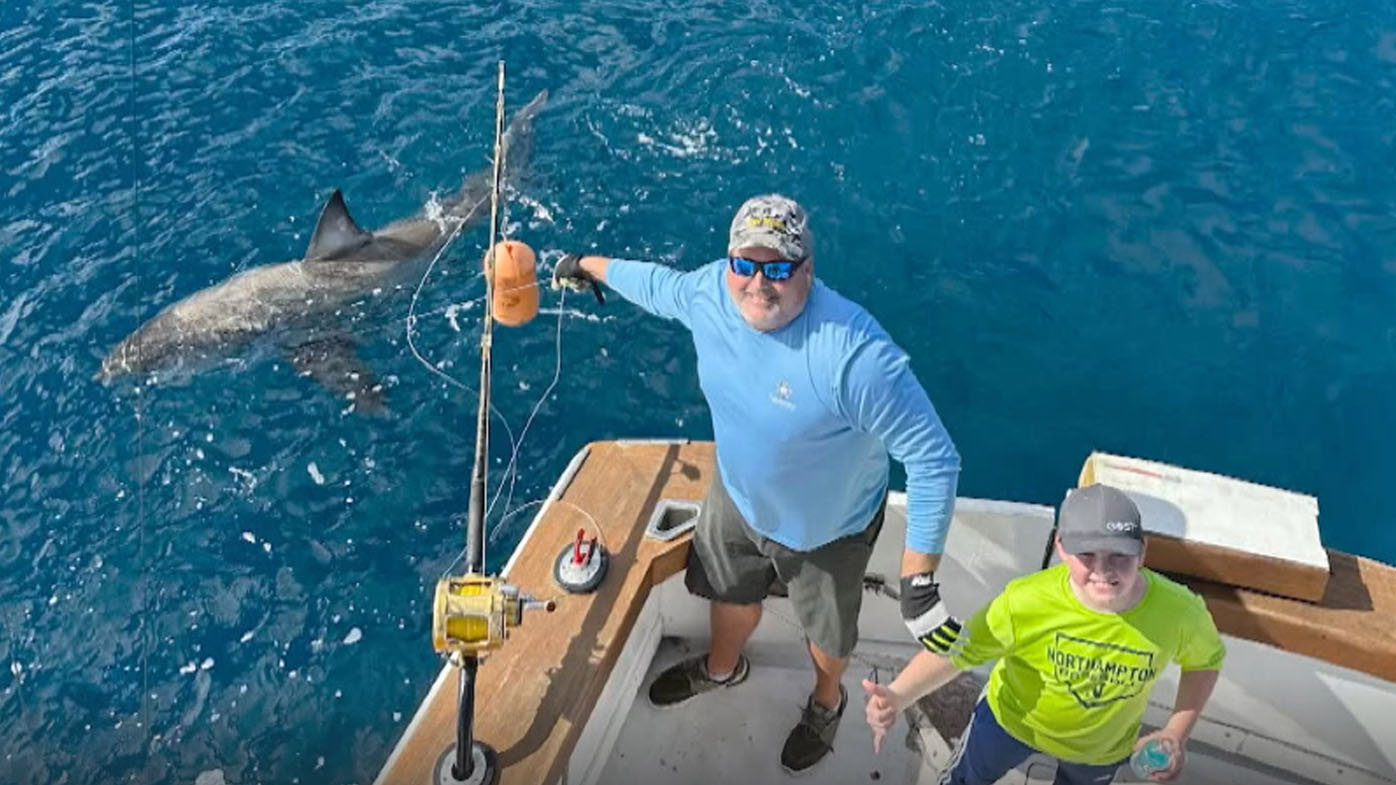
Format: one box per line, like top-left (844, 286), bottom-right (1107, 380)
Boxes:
top-left (864, 484), bottom-right (1225, 784)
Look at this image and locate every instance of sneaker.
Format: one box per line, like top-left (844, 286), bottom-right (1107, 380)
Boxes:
top-left (647, 652), bottom-right (750, 708)
top-left (780, 684), bottom-right (846, 775)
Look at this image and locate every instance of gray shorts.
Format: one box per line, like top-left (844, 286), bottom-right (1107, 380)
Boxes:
top-left (684, 473), bottom-right (885, 658)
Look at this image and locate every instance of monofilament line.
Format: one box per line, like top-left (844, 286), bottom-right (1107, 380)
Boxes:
top-left (125, 0), bottom-right (154, 749)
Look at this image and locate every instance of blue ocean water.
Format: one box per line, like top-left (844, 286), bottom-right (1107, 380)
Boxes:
top-left (2, 0), bottom-right (1395, 782)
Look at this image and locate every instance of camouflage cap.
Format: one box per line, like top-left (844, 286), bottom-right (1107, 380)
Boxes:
top-left (727, 194), bottom-right (812, 261)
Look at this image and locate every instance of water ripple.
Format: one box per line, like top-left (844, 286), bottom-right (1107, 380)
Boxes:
top-left (3, 0), bottom-right (1396, 783)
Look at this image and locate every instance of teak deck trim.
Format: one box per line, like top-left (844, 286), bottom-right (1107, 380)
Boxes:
top-left (1145, 536), bottom-right (1329, 603)
top-left (376, 440), bottom-right (711, 785)
top-left (377, 440), bottom-right (1396, 785)
top-left (1180, 549), bottom-right (1396, 682)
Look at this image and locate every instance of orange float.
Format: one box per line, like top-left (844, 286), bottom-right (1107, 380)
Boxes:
top-left (485, 240), bottom-right (539, 326)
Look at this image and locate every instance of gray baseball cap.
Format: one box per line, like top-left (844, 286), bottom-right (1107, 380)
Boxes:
top-left (1058, 484), bottom-right (1145, 556)
top-left (728, 194), bottom-right (813, 261)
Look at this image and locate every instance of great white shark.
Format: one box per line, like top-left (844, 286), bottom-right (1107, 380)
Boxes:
top-left (98, 90), bottom-right (547, 412)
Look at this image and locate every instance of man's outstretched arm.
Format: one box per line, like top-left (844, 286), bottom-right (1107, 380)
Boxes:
top-left (555, 253), bottom-right (708, 326)
top-left (574, 255), bottom-right (612, 283)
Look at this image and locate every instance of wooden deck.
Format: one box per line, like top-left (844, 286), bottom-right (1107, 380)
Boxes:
top-left (1144, 536), bottom-right (1330, 603)
top-left (377, 440), bottom-right (1396, 785)
top-left (375, 440), bottom-right (710, 785)
top-left (1179, 549), bottom-right (1396, 683)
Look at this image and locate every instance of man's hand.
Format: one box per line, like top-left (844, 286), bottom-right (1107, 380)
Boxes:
top-left (551, 252), bottom-right (604, 304)
top-left (862, 679), bottom-right (900, 754)
top-left (900, 572), bottom-right (962, 654)
top-left (1134, 730), bottom-right (1186, 782)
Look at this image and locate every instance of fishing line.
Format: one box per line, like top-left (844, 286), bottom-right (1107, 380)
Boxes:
top-left (402, 196), bottom-right (526, 495)
top-left (401, 86), bottom-right (579, 575)
top-left (404, 189), bottom-right (487, 389)
top-left (361, 274), bottom-right (602, 344)
top-left (125, 0), bottom-right (155, 746)
top-left (483, 286), bottom-right (567, 523)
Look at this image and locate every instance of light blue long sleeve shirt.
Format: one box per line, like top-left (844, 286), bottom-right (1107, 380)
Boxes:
top-left (605, 259), bottom-right (960, 553)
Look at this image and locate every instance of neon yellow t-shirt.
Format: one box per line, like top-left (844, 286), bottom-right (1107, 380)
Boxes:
top-left (948, 565), bottom-right (1225, 765)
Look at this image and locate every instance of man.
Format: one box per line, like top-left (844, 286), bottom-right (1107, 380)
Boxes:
top-left (864, 484), bottom-right (1225, 784)
top-left (554, 194), bottom-right (961, 774)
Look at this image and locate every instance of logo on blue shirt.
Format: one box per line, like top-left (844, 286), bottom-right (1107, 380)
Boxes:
top-left (770, 380), bottom-right (795, 410)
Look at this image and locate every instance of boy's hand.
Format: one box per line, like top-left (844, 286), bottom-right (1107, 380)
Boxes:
top-left (862, 679), bottom-right (899, 754)
top-left (1134, 730), bottom-right (1186, 781)
top-left (900, 572), bottom-right (962, 654)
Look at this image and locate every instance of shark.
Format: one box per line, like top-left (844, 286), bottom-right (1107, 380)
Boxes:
top-left (98, 90), bottom-right (547, 412)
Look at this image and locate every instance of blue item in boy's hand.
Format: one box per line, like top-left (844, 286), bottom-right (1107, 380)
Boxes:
top-left (1129, 738), bottom-right (1173, 778)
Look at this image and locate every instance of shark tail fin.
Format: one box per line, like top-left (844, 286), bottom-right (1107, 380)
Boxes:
top-left (447, 89), bottom-right (548, 221)
top-left (492, 89), bottom-right (548, 185)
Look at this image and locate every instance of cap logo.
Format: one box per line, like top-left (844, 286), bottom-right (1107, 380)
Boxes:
top-left (746, 216), bottom-right (788, 232)
top-left (1104, 520), bottom-right (1138, 533)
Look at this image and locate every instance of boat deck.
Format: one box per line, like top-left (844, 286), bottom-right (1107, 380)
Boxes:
top-left (600, 634), bottom-right (1327, 785)
top-left (376, 440), bottom-right (709, 785)
top-left (599, 637), bottom-right (927, 785)
top-left (376, 440), bottom-right (1396, 785)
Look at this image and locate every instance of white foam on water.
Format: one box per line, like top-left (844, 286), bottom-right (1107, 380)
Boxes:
top-left (443, 301), bottom-right (478, 333)
top-left (538, 307), bottom-right (607, 323)
top-left (0, 294), bottom-right (25, 345)
top-left (516, 194), bottom-right (554, 224)
top-left (228, 466), bottom-right (257, 492)
top-left (194, 770), bottom-right (225, 785)
top-left (638, 117), bottom-right (720, 159)
top-left (178, 662), bottom-right (196, 675)
top-left (343, 627), bottom-right (362, 645)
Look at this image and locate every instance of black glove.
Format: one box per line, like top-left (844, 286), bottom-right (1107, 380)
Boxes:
top-left (900, 572), bottom-right (962, 655)
top-left (552, 252), bottom-right (604, 305)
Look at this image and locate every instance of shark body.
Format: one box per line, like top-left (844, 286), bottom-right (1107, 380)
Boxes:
top-left (99, 90), bottom-right (547, 411)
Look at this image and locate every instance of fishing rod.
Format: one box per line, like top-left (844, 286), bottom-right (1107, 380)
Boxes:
top-left (429, 61), bottom-right (553, 785)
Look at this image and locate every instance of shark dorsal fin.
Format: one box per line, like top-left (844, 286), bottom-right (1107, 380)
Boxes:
top-left (306, 190), bottom-right (371, 260)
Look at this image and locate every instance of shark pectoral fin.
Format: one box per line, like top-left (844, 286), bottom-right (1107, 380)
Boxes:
top-left (306, 189), bottom-right (373, 261)
top-left (288, 336), bottom-right (386, 414)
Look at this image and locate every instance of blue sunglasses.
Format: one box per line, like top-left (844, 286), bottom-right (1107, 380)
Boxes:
top-left (728, 256), bottom-right (808, 281)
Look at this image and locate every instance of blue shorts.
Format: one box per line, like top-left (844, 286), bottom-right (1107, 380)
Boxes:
top-left (939, 700), bottom-right (1125, 785)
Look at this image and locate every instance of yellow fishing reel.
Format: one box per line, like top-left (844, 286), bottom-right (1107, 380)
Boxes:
top-left (432, 574), bottom-right (555, 656)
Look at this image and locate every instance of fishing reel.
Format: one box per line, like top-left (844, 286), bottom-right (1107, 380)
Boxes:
top-left (432, 574), bottom-right (555, 656)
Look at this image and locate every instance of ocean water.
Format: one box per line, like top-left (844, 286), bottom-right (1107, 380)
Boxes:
top-left (3, 0), bottom-right (1395, 782)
